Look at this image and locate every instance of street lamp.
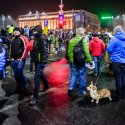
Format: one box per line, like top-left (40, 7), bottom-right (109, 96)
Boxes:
top-left (42, 12), bottom-right (46, 16)
top-left (28, 11), bottom-right (32, 15)
top-left (114, 16), bottom-right (120, 26)
top-left (35, 11), bottom-right (39, 25)
top-left (7, 15), bottom-right (13, 25)
top-left (36, 11), bottom-right (39, 16)
top-left (116, 15), bottom-right (120, 19)
top-left (1, 15), bottom-right (5, 29)
top-left (8, 15), bottom-right (11, 19)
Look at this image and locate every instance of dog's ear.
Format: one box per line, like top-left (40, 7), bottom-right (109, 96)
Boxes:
top-left (93, 86), bottom-right (97, 91)
top-left (91, 81), bottom-right (93, 85)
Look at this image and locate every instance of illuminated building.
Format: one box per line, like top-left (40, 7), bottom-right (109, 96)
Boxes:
top-left (18, 10), bottom-right (100, 31)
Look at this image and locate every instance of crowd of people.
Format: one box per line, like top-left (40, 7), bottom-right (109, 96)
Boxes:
top-left (0, 24), bottom-right (125, 106)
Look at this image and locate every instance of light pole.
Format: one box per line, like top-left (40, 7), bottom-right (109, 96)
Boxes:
top-left (116, 15), bottom-right (120, 26)
top-left (35, 11), bottom-right (39, 25)
top-left (122, 14), bottom-right (125, 31)
top-left (28, 11), bottom-right (32, 16)
top-left (59, 0), bottom-right (64, 14)
top-left (58, 0), bottom-right (64, 36)
top-left (1, 15), bottom-right (5, 29)
top-left (8, 15), bottom-right (13, 25)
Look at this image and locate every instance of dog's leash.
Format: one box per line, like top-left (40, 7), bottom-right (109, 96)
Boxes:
top-left (94, 60), bottom-right (106, 86)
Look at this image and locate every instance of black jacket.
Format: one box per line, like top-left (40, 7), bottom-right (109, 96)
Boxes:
top-left (32, 34), bottom-right (48, 64)
top-left (10, 35), bottom-right (29, 60)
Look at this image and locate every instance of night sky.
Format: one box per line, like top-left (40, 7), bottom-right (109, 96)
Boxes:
top-left (0, 0), bottom-right (125, 19)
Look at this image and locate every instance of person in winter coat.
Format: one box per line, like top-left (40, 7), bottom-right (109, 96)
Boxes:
top-left (49, 31), bottom-right (56, 54)
top-left (24, 25), bottom-right (30, 40)
top-left (89, 32), bottom-right (105, 76)
top-left (68, 27), bottom-right (92, 96)
top-left (29, 25), bottom-right (49, 106)
top-left (107, 25), bottom-right (125, 100)
top-left (55, 34), bottom-right (59, 53)
top-left (58, 35), bottom-right (63, 52)
top-left (11, 27), bottom-right (30, 94)
top-left (8, 25), bottom-right (14, 36)
top-left (0, 38), bottom-right (6, 80)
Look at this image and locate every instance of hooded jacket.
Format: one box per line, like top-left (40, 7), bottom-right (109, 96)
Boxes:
top-left (32, 34), bottom-right (48, 64)
top-left (32, 25), bottom-right (48, 64)
top-left (68, 35), bottom-right (92, 63)
top-left (107, 32), bottom-right (125, 63)
top-left (89, 37), bottom-right (105, 56)
top-left (8, 25), bottom-right (14, 35)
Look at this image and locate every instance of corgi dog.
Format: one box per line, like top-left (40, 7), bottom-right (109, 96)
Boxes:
top-left (87, 82), bottom-right (112, 104)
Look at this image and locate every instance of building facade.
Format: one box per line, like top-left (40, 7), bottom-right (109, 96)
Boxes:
top-left (18, 10), bottom-right (100, 32)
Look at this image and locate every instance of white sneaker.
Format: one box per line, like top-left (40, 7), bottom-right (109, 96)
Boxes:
top-left (85, 61), bottom-right (95, 69)
top-left (29, 97), bottom-right (38, 106)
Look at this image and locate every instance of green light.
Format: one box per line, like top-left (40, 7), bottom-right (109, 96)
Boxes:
top-left (101, 16), bottom-right (113, 20)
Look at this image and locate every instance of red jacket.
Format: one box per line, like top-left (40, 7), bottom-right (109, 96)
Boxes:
top-left (89, 37), bottom-right (105, 56)
top-left (20, 35), bottom-right (30, 60)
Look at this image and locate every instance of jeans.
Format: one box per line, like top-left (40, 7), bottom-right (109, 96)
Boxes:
top-left (58, 43), bottom-right (63, 52)
top-left (112, 62), bottom-right (125, 98)
top-left (12, 60), bottom-right (27, 89)
top-left (0, 69), bottom-right (6, 80)
top-left (69, 63), bottom-right (86, 95)
top-left (30, 58), bottom-right (37, 72)
top-left (33, 63), bottom-right (49, 99)
top-left (93, 56), bottom-right (101, 75)
top-left (69, 62), bottom-right (72, 81)
top-left (50, 44), bottom-right (55, 53)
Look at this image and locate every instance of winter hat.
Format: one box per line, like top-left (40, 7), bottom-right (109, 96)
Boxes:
top-left (114, 25), bottom-right (123, 33)
top-left (13, 27), bottom-right (21, 36)
top-left (33, 25), bottom-right (42, 33)
top-left (92, 32), bottom-right (98, 37)
top-left (13, 27), bottom-right (21, 32)
top-left (76, 27), bottom-right (86, 36)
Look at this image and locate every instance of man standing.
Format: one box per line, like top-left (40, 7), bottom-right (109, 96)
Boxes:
top-left (68, 27), bottom-right (92, 96)
top-left (89, 32), bottom-right (105, 76)
top-left (107, 25), bottom-right (125, 100)
top-left (29, 25), bottom-right (49, 106)
top-left (11, 27), bottom-right (30, 94)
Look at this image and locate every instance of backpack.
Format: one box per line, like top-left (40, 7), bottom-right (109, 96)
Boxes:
top-left (73, 38), bottom-right (86, 66)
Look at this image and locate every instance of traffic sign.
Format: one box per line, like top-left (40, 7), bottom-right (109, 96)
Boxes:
top-left (74, 14), bottom-right (80, 21)
top-left (44, 20), bottom-right (48, 27)
top-left (58, 14), bottom-right (64, 20)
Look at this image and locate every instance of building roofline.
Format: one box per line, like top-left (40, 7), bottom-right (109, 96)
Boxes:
top-left (18, 9), bottom-right (98, 19)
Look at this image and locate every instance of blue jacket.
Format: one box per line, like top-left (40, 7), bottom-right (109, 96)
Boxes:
top-left (0, 39), bottom-right (6, 79)
top-left (0, 46), bottom-right (6, 71)
top-left (107, 32), bottom-right (125, 63)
